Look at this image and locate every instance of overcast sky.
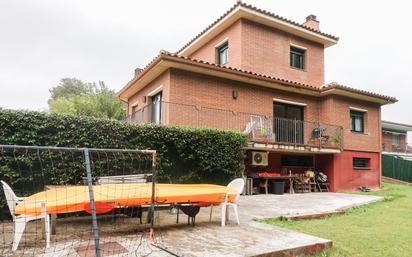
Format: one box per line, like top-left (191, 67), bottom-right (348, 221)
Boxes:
top-left (1, 0), bottom-right (411, 140)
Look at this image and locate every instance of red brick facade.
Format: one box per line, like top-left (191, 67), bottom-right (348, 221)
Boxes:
top-left (189, 19), bottom-right (325, 86)
top-left (119, 3), bottom-right (397, 191)
top-left (166, 69), bottom-right (381, 154)
top-left (382, 132), bottom-right (407, 153)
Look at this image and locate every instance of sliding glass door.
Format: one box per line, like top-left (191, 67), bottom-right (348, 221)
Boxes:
top-left (274, 102), bottom-right (304, 144)
top-left (151, 92), bottom-right (162, 124)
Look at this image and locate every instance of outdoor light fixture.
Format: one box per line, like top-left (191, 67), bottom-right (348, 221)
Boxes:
top-left (232, 89), bottom-right (238, 99)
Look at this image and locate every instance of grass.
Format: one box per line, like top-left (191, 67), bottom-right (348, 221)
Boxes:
top-left (260, 181), bottom-right (412, 257)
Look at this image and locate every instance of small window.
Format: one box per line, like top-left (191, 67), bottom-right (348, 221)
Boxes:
top-left (290, 46), bottom-right (305, 69)
top-left (216, 42), bottom-right (228, 65)
top-left (392, 134), bottom-right (400, 146)
top-left (353, 157), bottom-right (370, 169)
top-left (350, 110), bottom-right (365, 133)
top-left (281, 155), bottom-right (313, 167)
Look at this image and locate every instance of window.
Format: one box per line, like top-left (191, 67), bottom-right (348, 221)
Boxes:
top-left (131, 104), bottom-right (138, 114)
top-left (350, 110), bottom-right (365, 133)
top-left (274, 102), bottom-right (304, 120)
top-left (290, 46), bottom-right (305, 69)
top-left (392, 134), bottom-right (400, 146)
top-left (281, 155), bottom-right (313, 167)
top-left (151, 91), bottom-right (162, 124)
top-left (353, 157), bottom-right (370, 169)
top-left (216, 42), bottom-right (228, 65)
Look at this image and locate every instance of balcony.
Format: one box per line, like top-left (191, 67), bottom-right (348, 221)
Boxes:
top-left (127, 102), bottom-right (343, 153)
top-left (383, 144), bottom-right (412, 154)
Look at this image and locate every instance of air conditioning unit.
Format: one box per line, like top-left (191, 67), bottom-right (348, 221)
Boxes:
top-left (251, 151), bottom-right (268, 166)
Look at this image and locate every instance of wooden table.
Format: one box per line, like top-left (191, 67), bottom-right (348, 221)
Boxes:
top-left (260, 175), bottom-right (297, 194)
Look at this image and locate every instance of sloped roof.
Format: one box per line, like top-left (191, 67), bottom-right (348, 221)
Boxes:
top-left (117, 52), bottom-right (396, 105)
top-left (177, 1), bottom-right (339, 56)
top-left (322, 82), bottom-right (397, 103)
top-left (382, 121), bottom-right (412, 132)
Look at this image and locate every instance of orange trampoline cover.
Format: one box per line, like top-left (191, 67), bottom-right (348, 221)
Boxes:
top-left (14, 183), bottom-right (237, 216)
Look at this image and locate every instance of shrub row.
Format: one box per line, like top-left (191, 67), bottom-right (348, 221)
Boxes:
top-left (0, 109), bottom-right (246, 185)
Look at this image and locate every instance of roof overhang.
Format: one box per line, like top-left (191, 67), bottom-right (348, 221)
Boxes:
top-left (382, 121), bottom-right (412, 132)
top-left (320, 87), bottom-right (396, 105)
top-left (118, 54), bottom-right (396, 106)
top-left (117, 55), bottom-right (320, 101)
top-left (178, 5), bottom-right (338, 57)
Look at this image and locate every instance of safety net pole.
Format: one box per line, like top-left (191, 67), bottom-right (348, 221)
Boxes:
top-left (84, 148), bottom-right (101, 257)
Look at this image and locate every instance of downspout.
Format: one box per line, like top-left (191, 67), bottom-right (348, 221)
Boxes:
top-left (381, 109), bottom-right (385, 188)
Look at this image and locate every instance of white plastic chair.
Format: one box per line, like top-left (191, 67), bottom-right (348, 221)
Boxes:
top-left (209, 178), bottom-right (245, 227)
top-left (1, 180), bottom-right (50, 251)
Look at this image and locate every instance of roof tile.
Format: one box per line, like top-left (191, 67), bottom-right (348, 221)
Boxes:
top-left (176, 1), bottom-right (338, 54)
top-left (119, 52), bottom-right (396, 103)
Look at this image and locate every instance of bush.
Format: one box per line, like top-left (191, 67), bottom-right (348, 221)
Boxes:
top-left (0, 109), bottom-right (246, 184)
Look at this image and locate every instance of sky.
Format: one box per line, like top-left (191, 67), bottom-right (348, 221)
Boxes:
top-left (1, 0), bottom-right (411, 141)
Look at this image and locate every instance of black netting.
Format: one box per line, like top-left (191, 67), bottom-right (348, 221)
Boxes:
top-left (0, 145), bottom-right (165, 257)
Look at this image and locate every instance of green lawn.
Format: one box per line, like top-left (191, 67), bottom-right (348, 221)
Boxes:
top-left (260, 181), bottom-right (412, 257)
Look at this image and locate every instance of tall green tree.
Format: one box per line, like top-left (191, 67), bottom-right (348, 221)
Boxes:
top-left (48, 79), bottom-right (126, 120)
top-left (49, 78), bottom-right (94, 101)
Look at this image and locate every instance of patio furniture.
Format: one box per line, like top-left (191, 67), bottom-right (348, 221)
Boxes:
top-left (251, 173), bottom-right (295, 194)
top-left (294, 171), bottom-right (316, 193)
top-left (294, 174), bottom-right (311, 193)
top-left (209, 178), bottom-right (244, 227)
top-left (1, 180), bottom-right (50, 251)
top-left (244, 115), bottom-right (274, 141)
top-left (312, 125), bottom-right (330, 146)
top-left (178, 205), bottom-right (202, 226)
top-left (244, 177), bottom-right (253, 195)
top-left (315, 172), bottom-right (330, 192)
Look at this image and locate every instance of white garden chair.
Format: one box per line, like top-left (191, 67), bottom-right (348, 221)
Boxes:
top-left (1, 180), bottom-right (50, 251)
top-left (209, 178), bottom-right (244, 227)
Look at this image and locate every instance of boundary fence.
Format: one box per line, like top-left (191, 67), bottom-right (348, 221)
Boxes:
top-left (382, 153), bottom-right (412, 183)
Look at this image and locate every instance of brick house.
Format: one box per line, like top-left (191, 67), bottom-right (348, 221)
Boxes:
top-left (382, 121), bottom-right (412, 154)
top-left (117, 2), bottom-right (397, 191)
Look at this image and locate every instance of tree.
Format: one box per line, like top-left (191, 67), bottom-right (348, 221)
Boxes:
top-left (49, 78), bottom-right (94, 101)
top-left (48, 79), bottom-right (126, 120)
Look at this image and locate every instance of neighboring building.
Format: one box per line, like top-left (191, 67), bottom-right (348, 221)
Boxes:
top-left (382, 121), bottom-right (412, 153)
top-left (117, 2), bottom-right (397, 191)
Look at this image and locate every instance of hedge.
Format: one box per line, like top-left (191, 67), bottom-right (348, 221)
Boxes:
top-left (0, 109), bottom-right (246, 185)
top-left (0, 109), bottom-right (246, 219)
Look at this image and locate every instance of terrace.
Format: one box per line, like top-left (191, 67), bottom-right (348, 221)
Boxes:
top-left (1, 192), bottom-right (381, 257)
top-left (127, 101), bottom-right (344, 154)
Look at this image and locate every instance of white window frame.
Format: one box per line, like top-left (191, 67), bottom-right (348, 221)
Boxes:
top-left (216, 40), bottom-right (229, 65)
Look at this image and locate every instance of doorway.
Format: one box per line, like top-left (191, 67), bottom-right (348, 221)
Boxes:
top-left (273, 102), bottom-right (304, 144)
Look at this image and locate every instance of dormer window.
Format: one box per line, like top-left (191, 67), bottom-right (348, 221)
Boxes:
top-left (290, 46), bottom-right (305, 70)
top-left (216, 42), bottom-right (228, 65)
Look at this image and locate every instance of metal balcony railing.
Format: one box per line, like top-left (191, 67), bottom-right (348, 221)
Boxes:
top-left (127, 101), bottom-right (343, 149)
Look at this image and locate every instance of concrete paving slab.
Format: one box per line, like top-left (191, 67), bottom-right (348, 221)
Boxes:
top-left (238, 192), bottom-right (383, 220)
top-left (3, 192), bottom-right (382, 257)
top-left (156, 219), bottom-right (332, 257)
